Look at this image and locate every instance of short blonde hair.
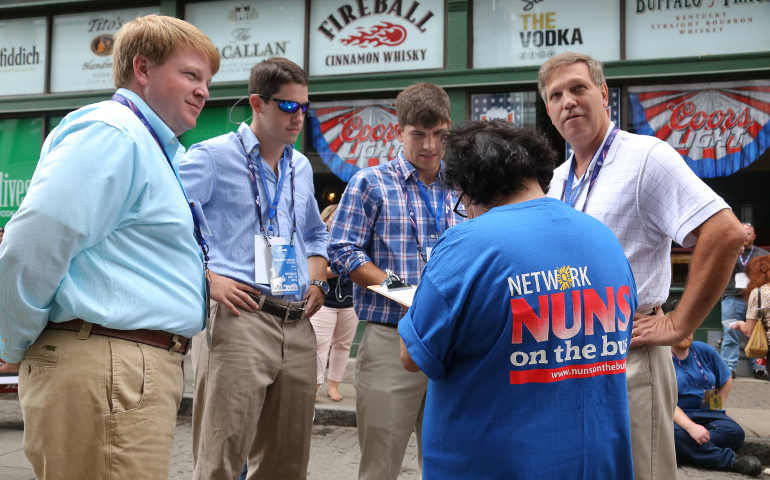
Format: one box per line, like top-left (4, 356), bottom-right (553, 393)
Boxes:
top-left (113, 15), bottom-right (220, 88)
top-left (537, 52), bottom-right (605, 101)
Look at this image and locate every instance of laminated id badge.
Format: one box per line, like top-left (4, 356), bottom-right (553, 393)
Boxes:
top-left (255, 235), bottom-right (272, 285)
top-left (269, 237), bottom-right (300, 296)
top-left (735, 272), bottom-right (749, 289)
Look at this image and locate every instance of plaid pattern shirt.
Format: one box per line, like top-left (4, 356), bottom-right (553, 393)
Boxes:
top-left (329, 153), bottom-right (462, 325)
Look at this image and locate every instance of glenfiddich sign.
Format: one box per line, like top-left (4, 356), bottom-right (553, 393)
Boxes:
top-left (186, 1), bottom-right (305, 83)
top-left (0, 17), bottom-right (47, 96)
top-left (51, 7), bottom-right (158, 93)
top-left (309, 0), bottom-right (445, 76)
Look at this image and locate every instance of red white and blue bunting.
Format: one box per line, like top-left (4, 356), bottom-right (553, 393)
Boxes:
top-left (308, 99), bottom-right (399, 182)
top-left (629, 81), bottom-right (770, 178)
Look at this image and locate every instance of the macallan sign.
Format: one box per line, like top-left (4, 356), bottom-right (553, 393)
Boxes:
top-left (186, 1), bottom-right (305, 83)
top-left (309, 0), bottom-right (445, 76)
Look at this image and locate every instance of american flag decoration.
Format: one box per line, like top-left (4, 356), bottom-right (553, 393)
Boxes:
top-left (629, 81), bottom-right (770, 178)
top-left (308, 99), bottom-right (400, 181)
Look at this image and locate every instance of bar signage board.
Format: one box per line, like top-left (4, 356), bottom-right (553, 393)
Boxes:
top-left (185, 0), bottom-right (305, 83)
top-left (0, 17), bottom-right (47, 96)
top-left (473, 0), bottom-right (619, 68)
top-left (51, 7), bottom-right (158, 92)
top-left (309, 0), bottom-right (444, 76)
top-left (627, 1), bottom-right (770, 59)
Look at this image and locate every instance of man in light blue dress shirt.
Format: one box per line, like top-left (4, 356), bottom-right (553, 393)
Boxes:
top-left (0, 15), bottom-right (219, 480)
top-left (180, 57), bottom-right (329, 480)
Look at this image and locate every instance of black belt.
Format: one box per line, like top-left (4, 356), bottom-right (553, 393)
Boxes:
top-left (247, 292), bottom-right (306, 322)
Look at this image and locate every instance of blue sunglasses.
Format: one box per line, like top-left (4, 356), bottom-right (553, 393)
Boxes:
top-left (260, 95), bottom-right (310, 114)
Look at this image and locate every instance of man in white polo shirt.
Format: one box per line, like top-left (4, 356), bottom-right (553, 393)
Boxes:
top-left (540, 52), bottom-right (745, 480)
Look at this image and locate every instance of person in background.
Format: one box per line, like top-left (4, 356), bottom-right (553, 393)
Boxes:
top-left (180, 57), bottom-right (328, 480)
top-left (0, 15), bottom-right (217, 479)
top-left (731, 255), bottom-right (770, 380)
top-left (672, 332), bottom-right (762, 476)
top-left (328, 82), bottom-right (461, 480)
top-left (720, 223), bottom-right (768, 378)
top-left (399, 120), bottom-right (637, 478)
top-left (540, 51), bottom-right (745, 480)
top-left (311, 203), bottom-right (359, 401)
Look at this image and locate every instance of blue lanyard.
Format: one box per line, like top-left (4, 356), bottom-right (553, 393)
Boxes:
top-left (562, 127), bottom-right (618, 212)
top-left (237, 132), bottom-right (296, 245)
top-left (111, 94), bottom-right (209, 262)
top-left (255, 154), bottom-right (289, 233)
top-left (416, 179), bottom-right (445, 236)
top-left (397, 165), bottom-right (450, 263)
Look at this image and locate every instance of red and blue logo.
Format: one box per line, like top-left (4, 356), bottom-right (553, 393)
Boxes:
top-left (629, 81), bottom-right (770, 178)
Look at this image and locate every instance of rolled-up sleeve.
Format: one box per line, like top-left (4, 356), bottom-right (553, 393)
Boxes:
top-left (398, 274), bottom-right (457, 380)
top-left (0, 123), bottom-right (137, 362)
top-left (328, 171), bottom-right (377, 275)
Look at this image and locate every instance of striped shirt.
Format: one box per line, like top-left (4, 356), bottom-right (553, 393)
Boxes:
top-left (328, 153), bottom-right (462, 325)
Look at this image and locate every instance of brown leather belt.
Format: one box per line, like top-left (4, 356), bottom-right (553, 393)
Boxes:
top-left (247, 292), bottom-right (306, 322)
top-left (46, 319), bottom-right (190, 354)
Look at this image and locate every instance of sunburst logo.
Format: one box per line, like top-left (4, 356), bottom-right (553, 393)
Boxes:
top-left (556, 266), bottom-right (573, 290)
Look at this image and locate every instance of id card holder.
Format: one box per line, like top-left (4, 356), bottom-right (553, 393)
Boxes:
top-left (255, 235), bottom-right (271, 285)
top-left (425, 237), bottom-right (438, 262)
top-left (704, 388), bottom-right (723, 411)
top-left (735, 272), bottom-right (749, 289)
top-left (269, 237), bottom-right (300, 296)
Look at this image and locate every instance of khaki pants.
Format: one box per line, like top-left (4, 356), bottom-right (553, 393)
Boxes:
top-left (627, 345), bottom-right (678, 480)
top-left (356, 322), bottom-right (427, 480)
top-left (19, 328), bottom-right (184, 480)
top-left (192, 301), bottom-right (316, 480)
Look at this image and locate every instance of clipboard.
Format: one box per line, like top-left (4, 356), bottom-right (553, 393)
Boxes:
top-left (367, 284), bottom-right (417, 308)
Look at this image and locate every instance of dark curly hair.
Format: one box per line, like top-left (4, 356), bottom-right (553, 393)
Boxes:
top-left (443, 121), bottom-right (557, 205)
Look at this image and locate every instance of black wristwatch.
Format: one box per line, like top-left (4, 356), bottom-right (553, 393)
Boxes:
top-left (310, 280), bottom-right (330, 295)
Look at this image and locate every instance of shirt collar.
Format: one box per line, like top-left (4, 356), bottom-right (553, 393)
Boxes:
top-left (116, 88), bottom-right (178, 152)
top-left (566, 121), bottom-right (617, 181)
top-left (394, 151), bottom-right (445, 184)
top-left (237, 122), bottom-right (295, 170)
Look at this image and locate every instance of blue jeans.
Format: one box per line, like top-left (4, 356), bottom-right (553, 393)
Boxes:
top-left (674, 409), bottom-right (744, 470)
top-left (720, 296), bottom-right (761, 372)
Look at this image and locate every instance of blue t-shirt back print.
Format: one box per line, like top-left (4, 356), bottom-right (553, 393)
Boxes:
top-left (399, 197), bottom-right (638, 480)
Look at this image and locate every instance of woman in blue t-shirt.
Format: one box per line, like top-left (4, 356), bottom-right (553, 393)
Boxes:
top-left (398, 121), bottom-right (638, 479)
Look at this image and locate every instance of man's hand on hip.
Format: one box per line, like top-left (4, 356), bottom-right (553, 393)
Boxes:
top-left (209, 271), bottom-right (259, 316)
top-left (304, 284), bottom-right (325, 319)
top-left (630, 308), bottom-right (687, 348)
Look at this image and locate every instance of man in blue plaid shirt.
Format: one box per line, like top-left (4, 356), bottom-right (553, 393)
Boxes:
top-left (328, 83), bottom-right (462, 480)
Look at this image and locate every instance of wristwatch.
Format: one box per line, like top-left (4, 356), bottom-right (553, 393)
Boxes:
top-left (310, 280), bottom-right (330, 295)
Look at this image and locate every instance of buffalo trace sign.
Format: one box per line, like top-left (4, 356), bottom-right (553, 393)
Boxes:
top-left (630, 80), bottom-right (770, 178)
top-left (309, 99), bottom-right (400, 181)
top-left (309, 0), bottom-right (444, 76)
